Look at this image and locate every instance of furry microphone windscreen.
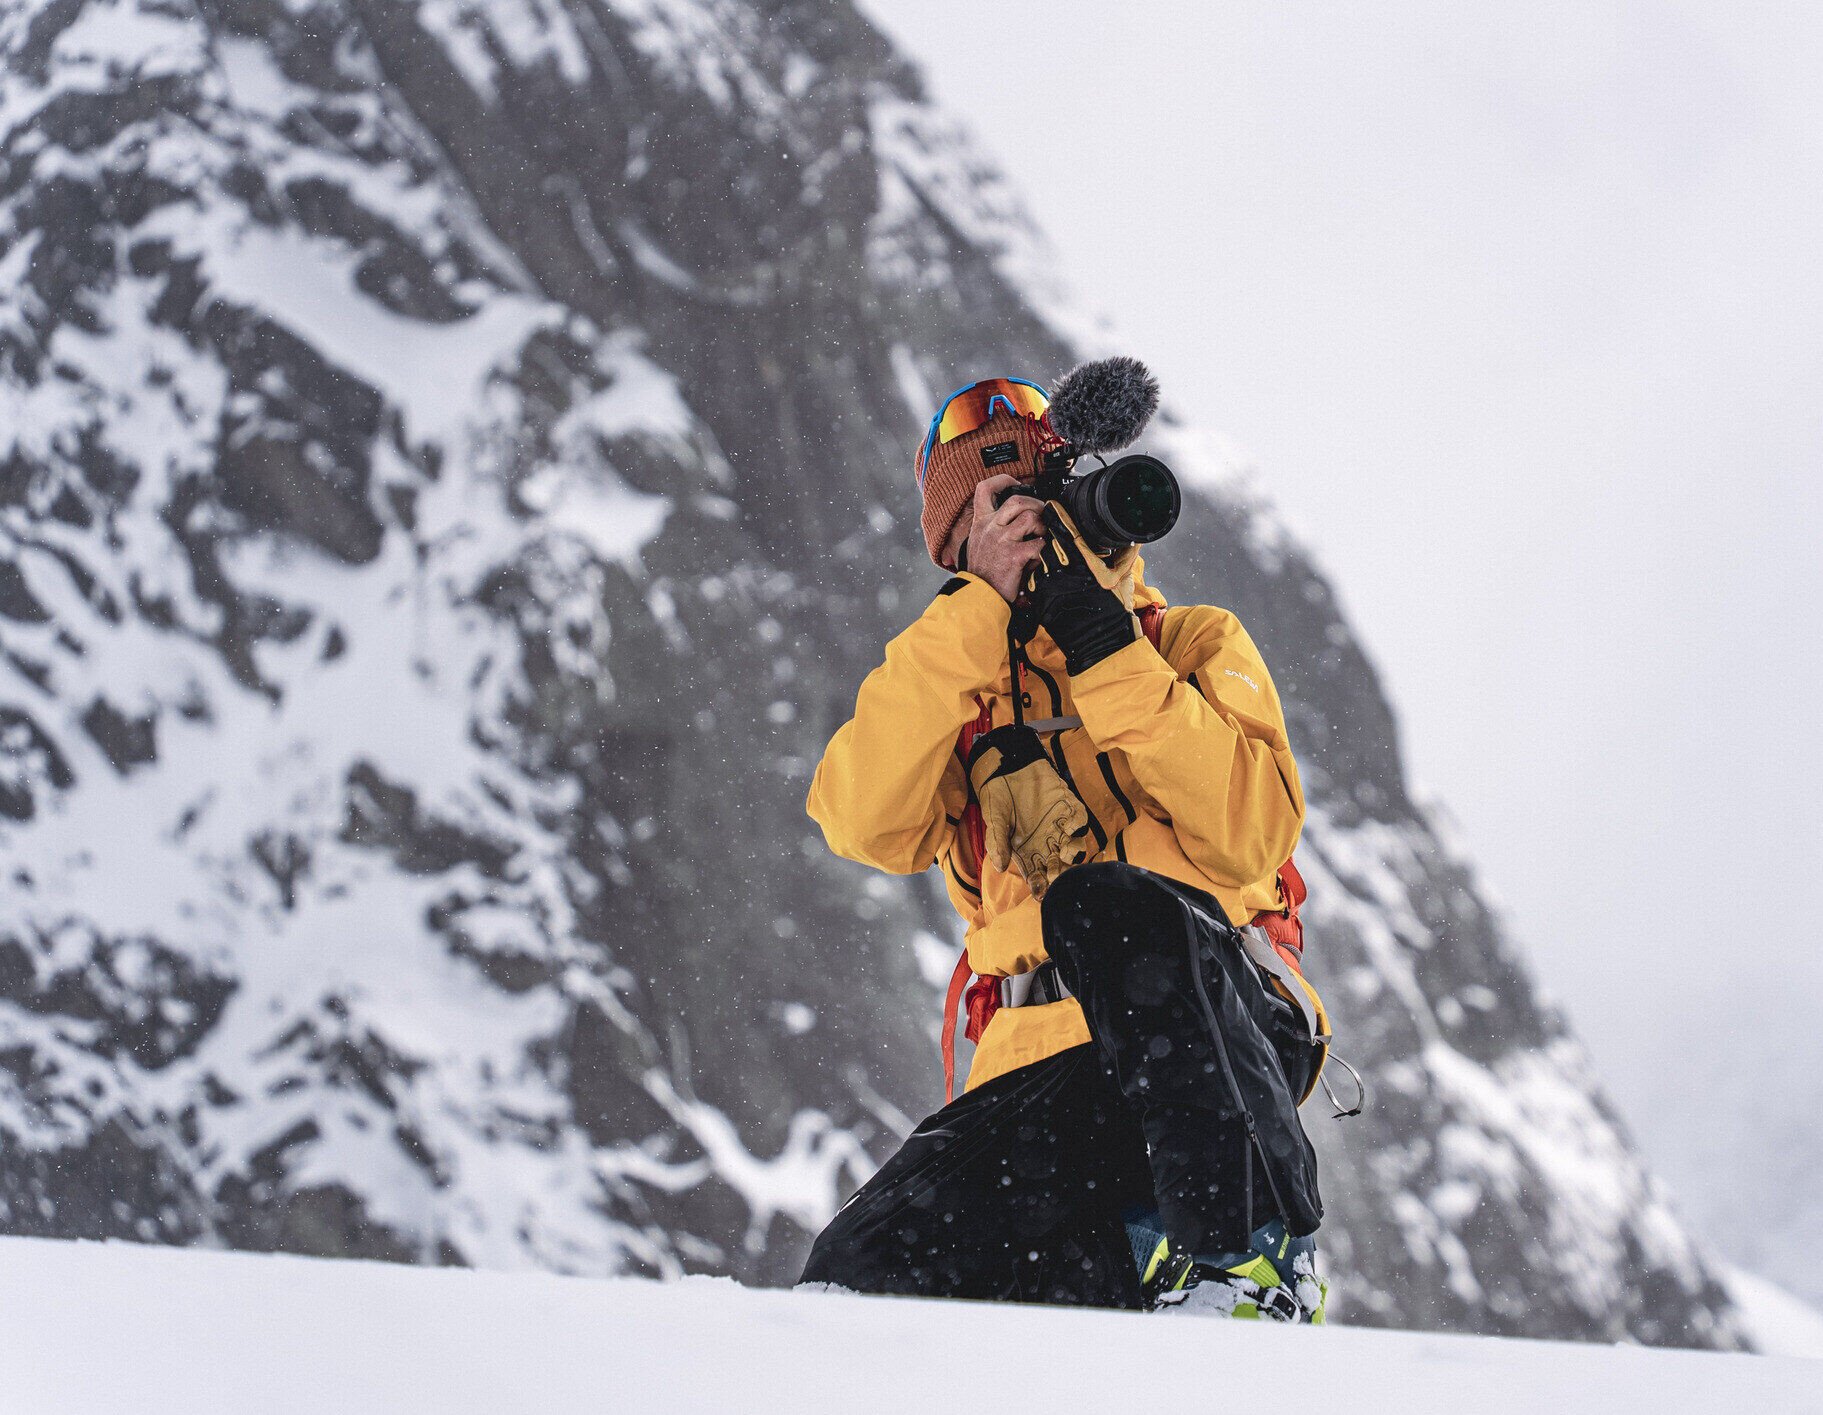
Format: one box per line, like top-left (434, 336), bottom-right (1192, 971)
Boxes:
top-left (1047, 356), bottom-right (1161, 455)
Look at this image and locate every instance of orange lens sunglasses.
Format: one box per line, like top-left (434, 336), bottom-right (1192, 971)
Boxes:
top-left (915, 378), bottom-right (1050, 486)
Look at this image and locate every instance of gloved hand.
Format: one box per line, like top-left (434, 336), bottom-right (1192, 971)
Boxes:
top-left (966, 725), bottom-right (1091, 898)
top-left (1027, 505), bottom-right (1140, 675)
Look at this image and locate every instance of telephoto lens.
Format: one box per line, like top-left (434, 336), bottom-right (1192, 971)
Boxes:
top-left (1058, 454), bottom-right (1181, 550)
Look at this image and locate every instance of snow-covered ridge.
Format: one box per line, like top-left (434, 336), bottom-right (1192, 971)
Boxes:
top-left (1, 0), bottom-right (868, 1275)
top-left (0, 1236), bottom-right (1815, 1415)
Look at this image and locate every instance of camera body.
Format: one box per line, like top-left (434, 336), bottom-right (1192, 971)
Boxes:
top-left (994, 453), bottom-right (1181, 553)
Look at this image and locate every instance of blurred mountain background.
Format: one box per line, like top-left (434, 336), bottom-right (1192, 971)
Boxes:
top-left (0, 0), bottom-right (1810, 1344)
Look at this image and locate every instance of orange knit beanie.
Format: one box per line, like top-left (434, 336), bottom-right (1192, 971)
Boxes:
top-left (917, 413), bottom-right (1051, 567)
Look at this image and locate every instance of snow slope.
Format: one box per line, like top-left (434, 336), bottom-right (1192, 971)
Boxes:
top-left (0, 1237), bottom-right (1812, 1415)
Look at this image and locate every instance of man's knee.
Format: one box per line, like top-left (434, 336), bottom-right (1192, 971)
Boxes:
top-left (1043, 862), bottom-right (1184, 995)
top-left (1044, 862), bottom-right (1140, 952)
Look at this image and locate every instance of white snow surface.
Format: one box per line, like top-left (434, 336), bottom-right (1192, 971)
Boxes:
top-left (0, 1236), bottom-right (1813, 1415)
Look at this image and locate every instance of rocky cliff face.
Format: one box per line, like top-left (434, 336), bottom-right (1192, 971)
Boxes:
top-left (0, 0), bottom-right (1742, 1345)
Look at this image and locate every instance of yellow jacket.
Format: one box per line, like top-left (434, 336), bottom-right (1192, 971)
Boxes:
top-left (808, 562), bottom-right (1313, 1093)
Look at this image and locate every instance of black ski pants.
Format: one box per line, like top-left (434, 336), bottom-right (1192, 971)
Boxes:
top-left (798, 862), bottom-right (1322, 1306)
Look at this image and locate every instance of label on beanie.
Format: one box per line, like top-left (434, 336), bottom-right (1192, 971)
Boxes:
top-left (980, 441), bottom-right (1019, 468)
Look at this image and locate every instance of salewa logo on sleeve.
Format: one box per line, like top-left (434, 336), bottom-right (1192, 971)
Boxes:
top-left (1224, 668), bottom-right (1260, 692)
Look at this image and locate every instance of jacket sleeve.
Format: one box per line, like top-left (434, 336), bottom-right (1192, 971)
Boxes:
top-left (1067, 608), bottom-right (1304, 889)
top-left (807, 574), bottom-right (1011, 875)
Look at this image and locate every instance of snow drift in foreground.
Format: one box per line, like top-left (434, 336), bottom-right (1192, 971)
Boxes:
top-left (0, 1238), bottom-right (1814, 1415)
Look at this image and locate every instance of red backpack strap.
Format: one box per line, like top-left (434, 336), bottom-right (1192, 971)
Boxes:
top-left (941, 951), bottom-right (971, 1103)
top-left (1137, 603), bottom-right (1165, 650)
top-left (940, 698), bottom-right (1003, 1102)
top-left (1279, 857), bottom-right (1307, 915)
top-left (954, 697), bottom-right (992, 874)
top-left (940, 952), bottom-right (1004, 1104)
top-left (1254, 858), bottom-right (1308, 964)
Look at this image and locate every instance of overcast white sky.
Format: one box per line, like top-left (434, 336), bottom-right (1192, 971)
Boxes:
top-left (859, 0), bottom-right (1823, 1271)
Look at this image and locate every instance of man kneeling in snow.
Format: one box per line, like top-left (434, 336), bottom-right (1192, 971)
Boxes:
top-left (797, 365), bottom-right (1332, 1319)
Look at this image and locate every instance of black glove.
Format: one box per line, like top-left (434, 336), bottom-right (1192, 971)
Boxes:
top-left (1028, 505), bottom-right (1138, 675)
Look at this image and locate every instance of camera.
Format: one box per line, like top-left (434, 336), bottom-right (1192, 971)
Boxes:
top-left (994, 453), bottom-right (1182, 553)
top-left (989, 354), bottom-right (1182, 553)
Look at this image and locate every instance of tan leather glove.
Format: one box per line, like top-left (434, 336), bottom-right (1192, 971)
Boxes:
top-left (1026, 504), bottom-right (1140, 602)
top-left (966, 725), bottom-right (1091, 898)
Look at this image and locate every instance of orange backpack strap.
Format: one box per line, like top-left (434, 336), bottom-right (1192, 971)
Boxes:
top-left (1279, 857), bottom-right (1307, 915)
top-left (1137, 603), bottom-right (1165, 650)
top-left (941, 697), bottom-right (995, 1104)
top-left (954, 697), bottom-right (992, 875)
top-left (941, 950), bottom-right (1006, 1104)
top-left (941, 951), bottom-right (971, 1103)
top-left (1254, 858), bottom-right (1308, 963)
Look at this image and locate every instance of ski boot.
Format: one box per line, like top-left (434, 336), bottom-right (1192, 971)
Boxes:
top-left (1136, 1218), bottom-right (1327, 1323)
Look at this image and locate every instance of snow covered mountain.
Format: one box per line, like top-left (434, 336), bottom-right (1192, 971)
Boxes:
top-left (0, 0), bottom-right (1744, 1345)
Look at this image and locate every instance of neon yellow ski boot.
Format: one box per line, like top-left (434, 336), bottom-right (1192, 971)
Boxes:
top-left (1141, 1220), bottom-right (1327, 1323)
